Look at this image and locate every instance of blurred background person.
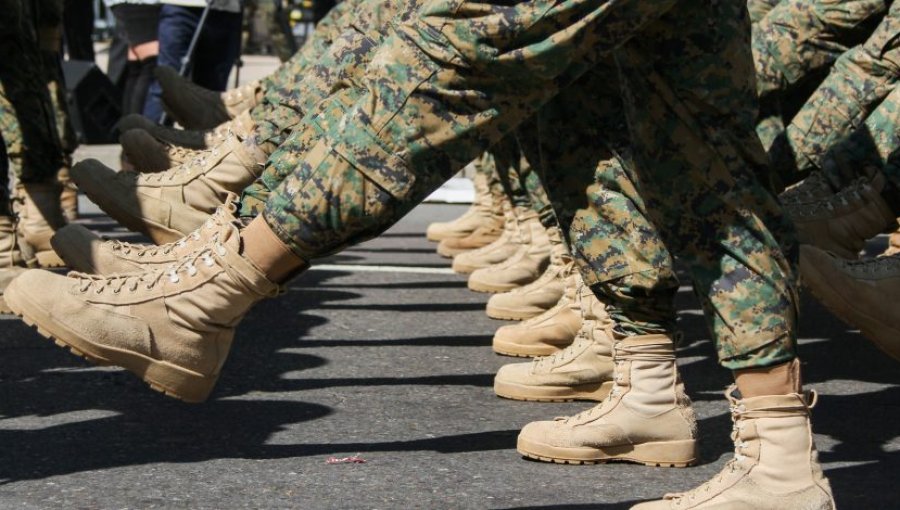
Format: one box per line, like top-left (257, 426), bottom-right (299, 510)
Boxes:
top-left (105, 0), bottom-right (161, 116)
top-left (144, 0), bottom-right (243, 123)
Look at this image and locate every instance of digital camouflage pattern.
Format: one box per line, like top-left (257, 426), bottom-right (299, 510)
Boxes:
top-left (248, 0), bottom-right (370, 147)
top-left (253, 0), bottom-right (798, 369)
top-left (240, 0), bottom-right (422, 215)
top-left (769, 1), bottom-right (900, 189)
top-left (0, 0), bottom-right (66, 186)
top-left (752, 0), bottom-right (887, 151)
top-left (815, 83), bottom-right (900, 191)
top-left (747, 0), bottom-right (782, 24)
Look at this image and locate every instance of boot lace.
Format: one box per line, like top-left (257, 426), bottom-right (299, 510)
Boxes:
top-left (839, 253), bottom-right (900, 277)
top-left (779, 172), bottom-right (832, 206)
top-left (667, 398), bottom-right (749, 506)
top-left (110, 200), bottom-right (238, 258)
top-left (74, 240), bottom-right (228, 295)
top-left (510, 258), bottom-right (572, 294)
top-left (533, 327), bottom-right (593, 370)
top-left (785, 177), bottom-right (871, 219)
top-left (140, 144), bottom-right (222, 183)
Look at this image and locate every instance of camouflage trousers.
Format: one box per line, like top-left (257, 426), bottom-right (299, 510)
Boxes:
top-left (241, 0), bottom-right (423, 213)
top-left (747, 0), bottom-right (782, 24)
top-left (239, 0), bottom-right (418, 177)
top-left (251, 0), bottom-right (798, 370)
top-left (769, 0), bottom-right (900, 189)
top-left (752, 0), bottom-right (888, 152)
top-left (0, 0), bottom-right (68, 190)
top-left (483, 136), bottom-right (556, 227)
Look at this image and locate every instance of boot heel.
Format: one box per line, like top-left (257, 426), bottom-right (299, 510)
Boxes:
top-left (143, 361), bottom-right (219, 403)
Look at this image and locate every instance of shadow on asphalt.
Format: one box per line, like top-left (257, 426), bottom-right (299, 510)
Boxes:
top-left (0, 226), bottom-right (896, 509)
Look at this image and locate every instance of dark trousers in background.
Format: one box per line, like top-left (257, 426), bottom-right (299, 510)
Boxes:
top-left (144, 4), bottom-right (242, 122)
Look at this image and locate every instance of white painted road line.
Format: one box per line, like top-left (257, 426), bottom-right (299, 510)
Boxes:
top-left (310, 264), bottom-right (457, 275)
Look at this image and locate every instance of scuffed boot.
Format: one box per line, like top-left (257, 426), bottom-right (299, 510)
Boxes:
top-left (801, 244), bottom-right (900, 361)
top-left (14, 184), bottom-right (66, 267)
top-left (0, 216), bottom-right (28, 313)
top-left (119, 129), bottom-right (197, 173)
top-left (427, 173), bottom-right (495, 242)
top-left (494, 284), bottom-right (613, 401)
top-left (451, 202), bottom-right (525, 274)
top-left (632, 387), bottom-right (834, 509)
top-left (71, 130), bottom-right (267, 244)
top-left (516, 334), bottom-right (698, 466)
top-left (467, 216), bottom-right (551, 293)
top-left (6, 222), bottom-right (284, 402)
top-left (51, 193), bottom-right (243, 274)
top-left (436, 214), bottom-right (503, 258)
top-left (156, 66), bottom-right (263, 130)
top-left (785, 173), bottom-right (896, 259)
top-left (58, 167), bottom-right (79, 222)
top-left (492, 271), bottom-right (583, 357)
top-left (486, 226), bottom-right (570, 319)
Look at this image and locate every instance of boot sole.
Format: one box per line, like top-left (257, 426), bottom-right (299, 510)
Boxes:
top-left (485, 303), bottom-right (546, 321)
top-left (426, 230), bottom-right (471, 242)
top-left (494, 379), bottom-right (613, 402)
top-left (801, 257), bottom-right (900, 362)
top-left (517, 436), bottom-right (696, 467)
top-left (5, 281), bottom-right (217, 403)
top-left (436, 245), bottom-right (468, 258)
top-left (468, 279), bottom-right (522, 294)
top-left (451, 261), bottom-right (485, 274)
top-left (492, 338), bottom-right (570, 358)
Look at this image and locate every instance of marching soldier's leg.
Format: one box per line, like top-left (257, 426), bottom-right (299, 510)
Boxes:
top-left (0, 0), bottom-right (67, 267)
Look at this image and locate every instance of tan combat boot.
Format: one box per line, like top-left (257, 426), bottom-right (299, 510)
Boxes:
top-left (426, 173), bottom-right (496, 242)
top-left (51, 193), bottom-right (242, 274)
top-left (516, 334), bottom-right (698, 466)
top-left (0, 216), bottom-right (28, 313)
top-left (71, 131), bottom-right (267, 245)
top-left (6, 222), bottom-right (282, 402)
top-left (467, 215), bottom-right (551, 293)
top-left (451, 202), bottom-right (525, 274)
top-left (436, 213), bottom-right (503, 258)
top-left (117, 114), bottom-right (230, 150)
top-left (486, 226), bottom-right (570, 319)
top-left (156, 66), bottom-right (263, 130)
top-left (119, 129), bottom-right (196, 173)
top-left (494, 284), bottom-right (614, 401)
top-left (632, 387), bottom-right (834, 509)
top-left (785, 173), bottom-right (896, 259)
top-left (58, 167), bottom-right (79, 222)
top-left (801, 244), bottom-right (900, 361)
top-left (14, 184), bottom-right (67, 267)
top-left (492, 270), bottom-right (583, 357)
top-left (120, 112), bottom-right (258, 173)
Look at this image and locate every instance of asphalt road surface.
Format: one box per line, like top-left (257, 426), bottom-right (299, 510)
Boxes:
top-left (0, 201), bottom-right (897, 509)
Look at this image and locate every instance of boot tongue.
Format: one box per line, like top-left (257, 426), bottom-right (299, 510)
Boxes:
top-left (217, 223), bottom-right (242, 254)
